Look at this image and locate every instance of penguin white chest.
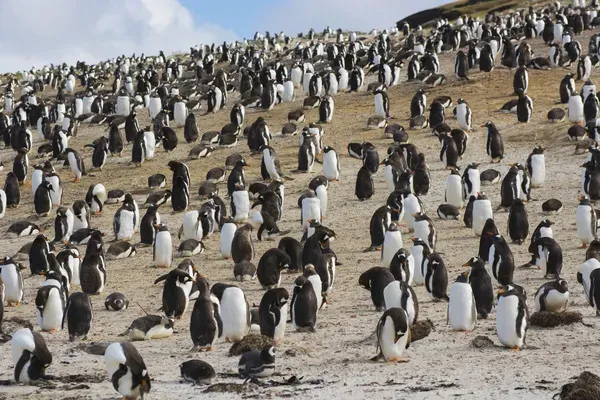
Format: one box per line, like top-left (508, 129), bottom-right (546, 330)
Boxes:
top-left (448, 282), bottom-right (476, 331)
top-left (535, 288), bottom-right (568, 312)
top-left (220, 223), bottom-right (237, 259)
top-left (322, 151), bottom-right (339, 181)
top-left (379, 315), bottom-right (408, 360)
top-left (68, 152), bottom-right (82, 179)
top-left (530, 155), bottom-right (545, 187)
top-left (154, 231), bottom-right (172, 267)
top-left (315, 186), bottom-right (328, 219)
top-left (273, 302), bottom-right (288, 342)
top-left (182, 211), bottom-right (202, 240)
top-left (173, 103), bottom-right (187, 127)
top-left (569, 96), bottom-right (584, 122)
top-left (117, 210), bottom-right (136, 240)
top-left (576, 205), bottom-right (595, 244)
top-left (445, 175), bottom-right (464, 208)
top-left (2, 266), bottom-right (22, 302)
top-left (410, 247), bottom-right (425, 285)
top-left (472, 200), bottom-right (493, 236)
top-left (301, 198), bottom-right (321, 227)
top-left (232, 191), bottom-right (250, 222)
top-left (308, 274), bottom-right (323, 311)
top-left (496, 295), bottom-right (526, 348)
top-left (465, 169), bottom-right (481, 197)
top-left (456, 104), bottom-right (471, 130)
top-left (382, 231), bottom-right (403, 268)
top-left (374, 93), bottom-right (386, 117)
top-left (221, 288), bottom-right (248, 341)
top-left (402, 196), bottom-right (421, 231)
top-left (37, 289), bottom-right (64, 332)
top-left (263, 151), bottom-right (280, 180)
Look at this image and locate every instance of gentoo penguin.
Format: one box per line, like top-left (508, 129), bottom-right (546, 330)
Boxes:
top-left (424, 253), bottom-right (449, 301)
top-left (463, 257), bottom-right (494, 319)
top-left (534, 279), bottom-right (569, 312)
top-left (227, 158), bottom-right (248, 196)
top-left (148, 174), bottom-right (166, 190)
top-left (7, 220), bottom-right (40, 237)
top-left (180, 360), bottom-right (215, 384)
top-left (153, 224), bottom-right (172, 267)
top-left (63, 292), bottom-right (93, 341)
top-left (233, 260), bottom-right (256, 281)
top-left (355, 166), bottom-right (374, 201)
top-left (154, 268), bottom-right (193, 319)
top-left (568, 89), bottom-right (584, 123)
top-left (439, 133), bottom-right (459, 169)
top-left (455, 98), bottom-right (472, 131)
top-left (445, 169), bottom-right (464, 208)
top-left (462, 163), bottom-right (480, 199)
top-left (172, 176), bottom-right (189, 212)
top-left (259, 287), bottom-right (289, 343)
top-left (413, 212), bottom-right (436, 252)
top-left (104, 342), bottom-right (151, 399)
top-left (381, 223), bottom-right (403, 268)
top-left (409, 237), bottom-right (430, 287)
top-left (527, 146), bottom-right (545, 188)
top-left (45, 172), bottom-right (62, 207)
top-left (220, 217), bottom-right (237, 259)
top-left (123, 314), bottom-right (174, 340)
top-left (105, 292), bottom-right (129, 311)
top-left (278, 237), bottom-right (302, 272)
top-left (410, 89), bottom-right (427, 118)
top-left (482, 122), bottom-right (504, 162)
top-left (374, 88), bottom-right (390, 118)
top-left (481, 169), bottom-right (502, 185)
top-left (106, 241), bottom-right (136, 260)
top-left (448, 273), bottom-right (477, 331)
top-left (322, 146), bottom-right (340, 181)
top-left (488, 234), bottom-right (515, 286)
top-left (91, 136), bottom-right (109, 170)
top-left (516, 89), bottom-right (533, 123)
top-left (210, 283), bottom-right (249, 342)
top-left (290, 276), bottom-right (318, 331)
top-left (429, 101), bottom-right (445, 129)
top-left (231, 182), bottom-right (250, 223)
top-left (257, 248), bottom-right (290, 289)
top-left (389, 248), bottom-right (415, 285)
top-left (455, 51), bottom-right (469, 79)
top-left (296, 131), bottom-right (316, 173)
top-left (231, 224), bottom-right (254, 263)
top-left (86, 183), bottom-right (107, 214)
top-left (578, 55), bottom-right (592, 82)
top-left (472, 193), bottom-right (493, 236)
top-left (576, 195), bottom-right (597, 248)
top-left (375, 308), bottom-right (411, 363)
top-left (113, 202), bottom-right (136, 241)
top-left (190, 275), bottom-right (220, 351)
top-left (12, 148), bottom-right (28, 185)
top-left (366, 206), bottom-right (392, 252)
top-left (56, 246), bottom-right (80, 285)
top-left (300, 190), bottom-right (321, 227)
top-left (72, 200), bottom-right (90, 231)
top-left (559, 73), bottom-right (576, 103)
top-left (496, 286), bottom-right (528, 350)
top-left (261, 146), bottom-right (286, 181)
top-left (80, 238), bottom-right (106, 295)
top-left (463, 195), bottom-right (475, 227)
top-left (5, 171), bottom-right (20, 208)
top-left (238, 345), bottom-right (276, 378)
top-left (508, 198), bottom-right (529, 244)
top-left (35, 285), bottom-right (64, 332)
top-left (11, 328), bottom-right (52, 384)
top-left (319, 95), bottom-right (335, 123)
top-left (529, 237), bottom-right (563, 279)
top-left (33, 180), bottom-right (53, 217)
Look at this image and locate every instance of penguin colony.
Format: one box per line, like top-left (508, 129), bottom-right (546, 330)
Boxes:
top-left (3, 1), bottom-right (600, 398)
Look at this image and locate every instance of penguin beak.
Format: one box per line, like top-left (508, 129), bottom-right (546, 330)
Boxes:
top-left (509, 163), bottom-right (517, 167)
top-left (578, 195), bottom-right (585, 201)
top-left (461, 271), bottom-right (469, 278)
top-left (462, 262), bottom-right (470, 267)
top-left (409, 236), bottom-right (415, 242)
top-left (498, 288), bottom-right (506, 295)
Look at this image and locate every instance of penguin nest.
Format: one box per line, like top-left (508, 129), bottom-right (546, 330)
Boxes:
top-left (204, 383), bottom-right (258, 394)
top-left (410, 319), bottom-right (434, 342)
top-left (556, 371), bottom-right (600, 400)
top-left (228, 334), bottom-right (274, 356)
top-left (529, 311), bottom-right (583, 328)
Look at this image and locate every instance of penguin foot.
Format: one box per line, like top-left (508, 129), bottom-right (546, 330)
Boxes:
top-left (225, 337), bottom-right (231, 343)
top-left (508, 346), bottom-right (520, 352)
top-left (580, 244), bottom-right (588, 249)
top-left (387, 357), bottom-right (409, 363)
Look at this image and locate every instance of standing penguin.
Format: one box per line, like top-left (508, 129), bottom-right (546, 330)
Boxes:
top-left (463, 257), bottom-right (494, 319)
top-left (124, 109), bottom-right (139, 144)
top-left (72, 200), bottom-right (90, 231)
top-left (429, 101), bottom-right (445, 129)
top-left (496, 286), bottom-right (528, 351)
top-left (319, 95), bottom-right (335, 123)
top-left (455, 51), bottom-right (469, 79)
top-left (534, 279), bottom-right (569, 312)
top-left (5, 172), bottom-right (20, 208)
top-left (259, 288), bottom-right (289, 343)
top-left (482, 122), bottom-right (504, 162)
top-left (11, 328), bottom-right (53, 384)
top-left (424, 253), bottom-right (449, 301)
top-left (113, 202), bottom-right (136, 241)
top-left (34, 180), bottom-right (53, 217)
top-left (381, 223), bottom-right (403, 268)
top-left (154, 268), bottom-right (193, 319)
top-left (462, 163), bottom-right (480, 199)
top-left (516, 89), bottom-right (533, 123)
top-left (35, 285), bottom-right (64, 332)
top-left (231, 182), bottom-right (250, 223)
top-left (220, 218), bottom-right (237, 259)
top-left (131, 131), bottom-right (146, 166)
top-left (190, 275), bottom-right (221, 352)
top-left (86, 183), bottom-right (107, 215)
top-left (508, 199), bottom-right (529, 245)
top-left (526, 146), bottom-right (545, 188)
top-left (455, 98), bottom-right (472, 131)
top-left (513, 65), bottom-right (528, 94)
top-left (576, 195), bottom-right (597, 248)
top-left (171, 176), bottom-right (189, 212)
top-left (153, 224), bottom-right (172, 267)
top-left (472, 193), bottom-right (493, 236)
top-left (232, 224), bottom-right (254, 263)
top-left (322, 146), bottom-right (340, 181)
top-left (63, 292), bottom-right (93, 341)
top-left (104, 342), bottom-right (151, 400)
top-left (54, 207), bottom-right (74, 244)
top-left (210, 283), bottom-right (249, 342)
top-left (488, 235), bottom-right (515, 286)
top-left (530, 237), bottom-right (564, 279)
top-left (290, 276), bottom-right (318, 331)
top-left (568, 89), bottom-right (584, 123)
top-left (257, 248), bottom-right (290, 289)
top-left (374, 88), bottom-right (390, 118)
top-left (410, 89), bottom-right (427, 118)
top-left (355, 166), bottom-right (374, 201)
top-left (500, 166), bottom-right (520, 210)
top-left (445, 169), bottom-right (464, 208)
top-left (413, 213), bottom-right (436, 252)
top-left (448, 273), bottom-right (477, 331)
top-left (184, 113), bottom-right (199, 143)
top-left (375, 308), bottom-right (411, 363)
top-left (91, 136), bottom-right (109, 170)
top-left (439, 133), bottom-right (459, 169)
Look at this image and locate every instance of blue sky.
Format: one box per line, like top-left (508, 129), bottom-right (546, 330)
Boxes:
top-left (0, 0), bottom-right (451, 72)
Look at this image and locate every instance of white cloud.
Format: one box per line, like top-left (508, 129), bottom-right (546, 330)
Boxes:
top-left (0, 0), bottom-right (238, 73)
top-left (259, 0), bottom-right (451, 37)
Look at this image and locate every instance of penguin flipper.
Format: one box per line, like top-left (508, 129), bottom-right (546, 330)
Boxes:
top-left (153, 273), bottom-right (169, 284)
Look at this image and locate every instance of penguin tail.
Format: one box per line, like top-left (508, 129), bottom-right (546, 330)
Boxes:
top-left (118, 329), bottom-right (130, 337)
top-left (370, 353), bottom-right (384, 362)
top-left (363, 245), bottom-right (380, 253)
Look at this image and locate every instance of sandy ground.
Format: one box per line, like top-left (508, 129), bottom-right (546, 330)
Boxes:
top-left (0, 20), bottom-right (598, 400)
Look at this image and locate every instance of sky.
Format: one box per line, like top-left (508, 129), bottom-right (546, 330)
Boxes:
top-left (0, 0), bottom-right (451, 73)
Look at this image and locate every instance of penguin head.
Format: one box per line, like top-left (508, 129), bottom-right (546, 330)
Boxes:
top-left (578, 194), bottom-right (591, 205)
top-left (463, 256), bottom-right (483, 270)
top-left (456, 273), bottom-right (469, 284)
top-left (556, 279), bottom-right (569, 292)
top-left (294, 275), bottom-right (308, 288)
